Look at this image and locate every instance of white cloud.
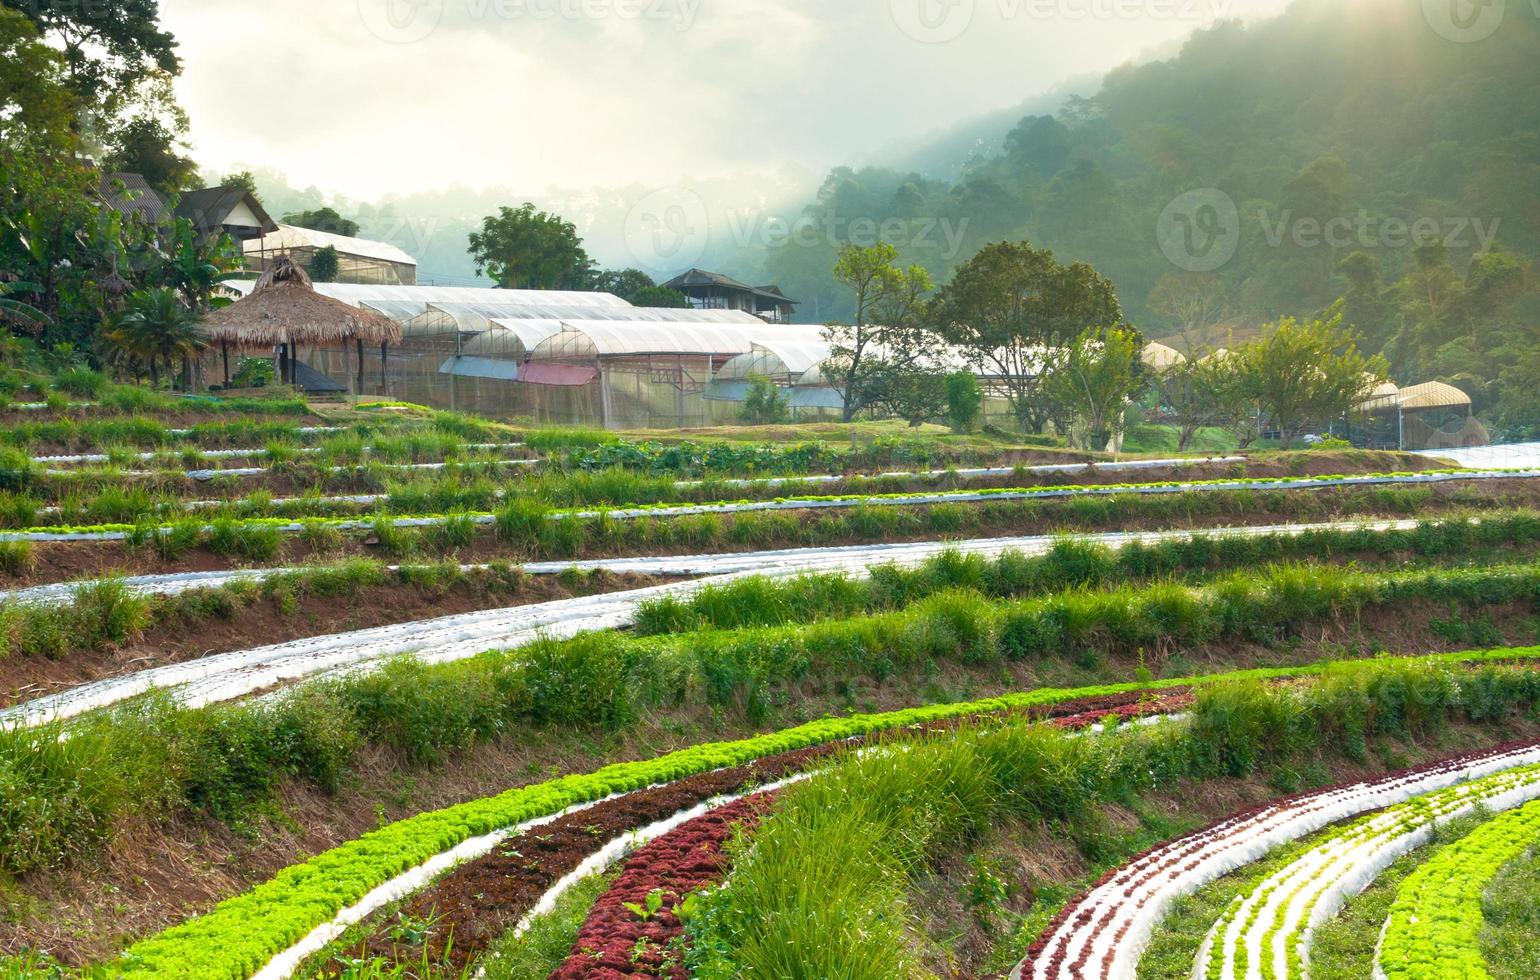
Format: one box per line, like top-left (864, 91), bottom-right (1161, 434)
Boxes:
top-left (164, 0), bottom-right (1290, 200)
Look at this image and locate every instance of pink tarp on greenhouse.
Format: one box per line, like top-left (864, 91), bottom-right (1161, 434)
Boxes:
top-left (519, 363), bottom-right (599, 387)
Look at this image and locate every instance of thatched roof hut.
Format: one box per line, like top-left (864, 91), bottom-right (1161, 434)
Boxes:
top-left (201, 258), bottom-right (401, 349)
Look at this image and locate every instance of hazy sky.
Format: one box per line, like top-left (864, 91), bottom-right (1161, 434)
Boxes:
top-left (165, 0), bottom-right (1291, 201)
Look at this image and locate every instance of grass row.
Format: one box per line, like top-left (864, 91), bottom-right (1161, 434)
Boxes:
top-left (0, 471), bottom-right (1518, 557)
top-left (681, 659), bottom-right (1540, 979)
top-left (634, 512), bottom-right (1540, 634)
top-left (1, 510), bottom-right (1530, 672)
top-left (0, 367), bottom-right (310, 417)
top-left (94, 650), bottom-right (1540, 978)
top-left (6, 554), bottom-right (1540, 878)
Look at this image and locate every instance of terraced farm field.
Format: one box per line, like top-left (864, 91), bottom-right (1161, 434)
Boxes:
top-left (7, 392), bottom-right (1540, 980)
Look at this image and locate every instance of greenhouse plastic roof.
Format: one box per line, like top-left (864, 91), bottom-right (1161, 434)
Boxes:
top-left (532, 321), bottom-right (828, 358)
top-left (222, 281), bottom-right (630, 313)
top-left (245, 225), bottom-right (417, 266)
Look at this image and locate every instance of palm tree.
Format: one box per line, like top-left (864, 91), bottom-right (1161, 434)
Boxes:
top-left (106, 288), bottom-right (205, 387)
top-left (0, 279), bottom-right (50, 335)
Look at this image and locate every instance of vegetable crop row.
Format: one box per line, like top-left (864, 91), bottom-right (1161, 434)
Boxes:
top-left (107, 653), bottom-right (1540, 979)
top-left (1374, 798), bottom-right (1540, 980)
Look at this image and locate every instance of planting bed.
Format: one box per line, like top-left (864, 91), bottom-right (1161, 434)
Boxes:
top-left (10, 390), bottom-right (1540, 980)
top-left (1018, 741), bottom-right (1540, 980)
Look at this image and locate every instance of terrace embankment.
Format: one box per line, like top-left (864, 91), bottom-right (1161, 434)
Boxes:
top-left (0, 570), bottom-right (676, 709)
top-left (4, 624), bottom-right (1538, 966)
top-left (22, 448), bottom-right (1436, 505)
top-left (0, 472), bottom-right (1520, 591)
top-left (907, 718), bottom-right (1540, 980)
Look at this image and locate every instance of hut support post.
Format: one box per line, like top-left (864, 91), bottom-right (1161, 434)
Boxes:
top-left (380, 344), bottom-right (388, 398)
top-left (221, 341), bottom-right (230, 388)
top-left (357, 340), bottom-right (365, 395)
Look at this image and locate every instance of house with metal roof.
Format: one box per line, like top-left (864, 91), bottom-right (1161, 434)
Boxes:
top-left (245, 224), bottom-right (419, 286)
top-left (174, 186), bottom-right (278, 242)
top-left (662, 269), bottom-right (799, 323)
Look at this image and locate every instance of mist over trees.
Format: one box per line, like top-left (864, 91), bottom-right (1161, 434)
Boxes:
top-left (732, 0), bottom-right (1540, 435)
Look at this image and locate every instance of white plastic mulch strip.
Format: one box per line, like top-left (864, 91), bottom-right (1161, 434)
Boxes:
top-left (0, 517), bottom-right (1424, 608)
top-left (0, 575), bottom-right (750, 730)
top-left (504, 771), bottom-right (814, 945)
top-left (5, 468), bottom-right (1534, 544)
top-left (1419, 441), bottom-right (1540, 471)
top-left (34, 440), bottom-right (518, 467)
top-left (678, 455), bottom-right (1250, 489)
top-left (254, 756), bottom-right (814, 980)
top-left (1016, 741), bottom-right (1540, 980)
top-left (1195, 762), bottom-right (1540, 980)
top-left (95, 455), bottom-right (1253, 521)
top-left (0, 519), bottom-right (1428, 728)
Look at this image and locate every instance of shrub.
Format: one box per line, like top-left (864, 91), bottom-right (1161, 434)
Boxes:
top-left (230, 358), bottom-right (274, 389)
top-left (51, 367), bottom-right (107, 399)
top-left (945, 371), bottom-right (983, 433)
top-left (0, 540), bottom-right (33, 576)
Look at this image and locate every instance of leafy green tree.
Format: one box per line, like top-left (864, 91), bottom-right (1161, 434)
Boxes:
top-left (0, 8), bottom-right (76, 149)
top-left (868, 363), bottom-right (948, 428)
top-left (931, 241), bottom-right (1123, 433)
top-left (738, 373), bottom-right (790, 426)
top-left (1047, 326), bottom-right (1145, 450)
top-left (945, 371), bottom-right (983, 433)
top-left (1152, 353), bottom-right (1240, 452)
top-left (1237, 307), bottom-right (1385, 448)
top-left (308, 246), bottom-right (341, 283)
top-left (631, 285), bottom-right (690, 309)
top-left (222, 171), bottom-right (261, 200)
top-left (591, 268), bottom-right (655, 301)
top-left (468, 203), bottom-right (594, 289)
top-left (104, 114), bottom-right (198, 195)
top-left (822, 242), bottom-right (939, 423)
top-left (282, 206), bottom-right (359, 238)
top-left (2, 0), bottom-right (179, 111)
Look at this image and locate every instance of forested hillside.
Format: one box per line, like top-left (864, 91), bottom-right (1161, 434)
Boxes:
top-left (749, 0), bottom-right (1540, 433)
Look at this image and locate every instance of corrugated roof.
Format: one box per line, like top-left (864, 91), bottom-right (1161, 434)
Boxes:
top-left (246, 224), bottom-right (418, 267)
top-left (663, 268), bottom-right (800, 306)
top-left (1398, 381), bottom-right (1471, 411)
top-left (98, 173), bottom-right (167, 223)
top-left (222, 282), bottom-right (632, 319)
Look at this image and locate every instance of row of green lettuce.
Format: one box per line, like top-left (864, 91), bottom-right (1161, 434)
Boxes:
top-left (1377, 798), bottom-right (1540, 980)
top-left (109, 649), bottom-right (1540, 979)
top-left (683, 658), bottom-right (1540, 980)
